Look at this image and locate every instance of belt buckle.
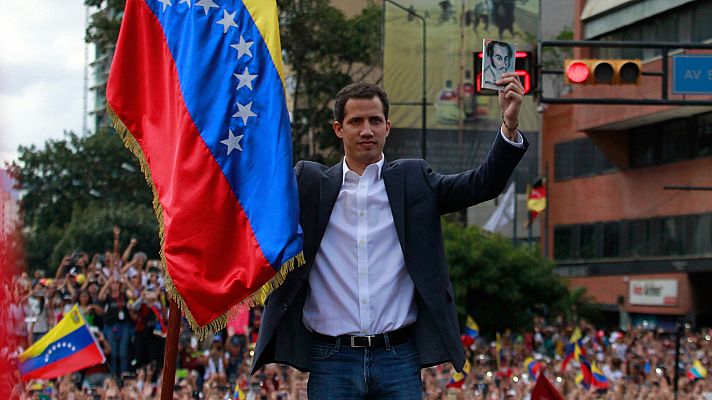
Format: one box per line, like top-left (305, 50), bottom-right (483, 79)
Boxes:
top-left (351, 335), bottom-right (374, 348)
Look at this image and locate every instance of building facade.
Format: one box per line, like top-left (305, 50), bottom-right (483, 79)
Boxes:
top-left (87, 1), bottom-right (119, 134)
top-left (1, 170), bottom-right (19, 238)
top-left (542, 0), bottom-right (712, 329)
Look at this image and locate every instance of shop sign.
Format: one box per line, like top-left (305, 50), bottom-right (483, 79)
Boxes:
top-left (629, 279), bottom-right (678, 306)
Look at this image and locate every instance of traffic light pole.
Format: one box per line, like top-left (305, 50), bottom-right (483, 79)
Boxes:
top-left (383, 0), bottom-right (429, 160)
top-left (537, 40), bottom-right (712, 106)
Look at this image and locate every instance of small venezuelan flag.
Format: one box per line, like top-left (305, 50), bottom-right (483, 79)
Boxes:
top-left (574, 344), bottom-right (593, 389)
top-left (561, 327), bottom-right (584, 372)
top-left (525, 357), bottom-right (543, 378)
top-left (688, 359), bottom-right (708, 380)
top-left (591, 362), bottom-right (609, 390)
top-left (19, 305), bottom-right (105, 381)
top-left (495, 332), bottom-right (502, 369)
top-left (233, 380), bottom-right (245, 400)
top-left (447, 360), bottom-right (471, 389)
top-left (464, 315), bottom-right (479, 339)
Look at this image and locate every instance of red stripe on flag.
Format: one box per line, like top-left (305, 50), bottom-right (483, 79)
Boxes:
top-left (106, 0), bottom-right (275, 325)
top-left (21, 344), bottom-right (104, 381)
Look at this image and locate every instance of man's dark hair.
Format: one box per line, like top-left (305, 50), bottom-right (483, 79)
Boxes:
top-left (485, 40), bottom-right (513, 58)
top-left (333, 82), bottom-right (389, 123)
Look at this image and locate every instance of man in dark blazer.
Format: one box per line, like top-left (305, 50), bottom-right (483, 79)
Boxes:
top-left (252, 75), bottom-right (527, 398)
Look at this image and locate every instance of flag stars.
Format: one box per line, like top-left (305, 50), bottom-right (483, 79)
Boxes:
top-left (235, 67), bottom-right (257, 91)
top-left (221, 129), bottom-right (244, 155)
top-left (158, 0), bottom-right (172, 12)
top-left (230, 35), bottom-right (253, 60)
top-left (195, 0), bottom-right (218, 15)
top-left (216, 9), bottom-right (238, 33)
top-left (179, 0), bottom-right (191, 7)
top-left (233, 101), bottom-right (257, 125)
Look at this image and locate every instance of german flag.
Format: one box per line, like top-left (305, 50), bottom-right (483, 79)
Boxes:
top-left (525, 178), bottom-right (546, 227)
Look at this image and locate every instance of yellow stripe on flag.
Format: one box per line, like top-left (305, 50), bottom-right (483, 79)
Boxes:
top-left (466, 315), bottom-right (479, 331)
top-left (527, 197), bottom-right (546, 212)
top-left (19, 305), bottom-right (86, 362)
top-left (241, 0), bottom-right (286, 88)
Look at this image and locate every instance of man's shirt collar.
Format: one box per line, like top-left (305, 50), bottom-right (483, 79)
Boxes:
top-left (342, 155), bottom-right (384, 183)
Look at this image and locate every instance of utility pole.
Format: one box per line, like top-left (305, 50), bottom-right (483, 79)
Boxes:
top-left (383, 0), bottom-right (428, 159)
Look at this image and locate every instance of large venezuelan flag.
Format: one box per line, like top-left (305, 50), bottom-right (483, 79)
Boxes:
top-left (19, 305), bottom-right (105, 381)
top-left (106, 0), bottom-right (304, 335)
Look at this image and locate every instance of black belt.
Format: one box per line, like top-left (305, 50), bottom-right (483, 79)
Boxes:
top-left (313, 326), bottom-right (411, 348)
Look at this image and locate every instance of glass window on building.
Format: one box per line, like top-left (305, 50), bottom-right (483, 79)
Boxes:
top-left (687, 214), bottom-right (711, 255)
top-left (628, 219), bottom-right (648, 257)
top-left (554, 141), bottom-right (575, 180)
top-left (655, 12), bottom-right (680, 43)
top-left (648, 218), bottom-right (663, 257)
top-left (661, 216), bottom-right (684, 256)
top-left (575, 139), bottom-right (596, 177)
top-left (594, 2), bottom-right (712, 59)
top-left (603, 221), bottom-right (621, 258)
top-left (630, 128), bottom-right (658, 168)
top-left (554, 226), bottom-right (574, 260)
top-left (579, 224), bottom-right (596, 259)
top-left (661, 119), bottom-right (691, 163)
top-left (557, 213), bottom-right (712, 261)
top-left (692, 1), bottom-right (712, 42)
top-left (695, 112), bottom-right (712, 158)
top-left (554, 138), bottom-right (617, 180)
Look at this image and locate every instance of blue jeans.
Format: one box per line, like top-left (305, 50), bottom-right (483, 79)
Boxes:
top-left (103, 321), bottom-right (133, 376)
top-left (307, 336), bottom-right (422, 399)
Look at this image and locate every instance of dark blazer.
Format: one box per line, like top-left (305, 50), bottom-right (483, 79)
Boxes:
top-left (252, 133), bottom-right (527, 373)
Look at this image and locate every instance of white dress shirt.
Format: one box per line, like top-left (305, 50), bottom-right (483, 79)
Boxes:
top-left (303, 130), bottom-right (523, 336)
top-left (303, 156), bottom-right (416, 336)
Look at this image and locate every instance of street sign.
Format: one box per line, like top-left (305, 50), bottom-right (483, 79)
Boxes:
top-left (673, 55), bottom-right (712, 94)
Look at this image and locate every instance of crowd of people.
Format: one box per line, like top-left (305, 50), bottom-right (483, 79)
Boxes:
top-left (0, 229), bottom-right (710, 399)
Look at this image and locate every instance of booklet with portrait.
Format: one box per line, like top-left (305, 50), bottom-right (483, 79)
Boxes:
top-left (481, 39), bottom-right (517, 91)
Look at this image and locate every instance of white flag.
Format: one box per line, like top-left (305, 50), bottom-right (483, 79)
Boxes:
top-left (483, 182), bottom-right (515, 232)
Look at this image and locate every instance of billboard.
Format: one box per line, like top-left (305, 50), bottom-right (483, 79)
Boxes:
top-left (383, 0), bottom-right (540, 184)
top-left (383, 0), bottom-right (540, 130)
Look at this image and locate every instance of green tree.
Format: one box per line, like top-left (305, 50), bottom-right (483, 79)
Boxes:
top-left (443, 217), bottom-right (569, 335)
top-left (277, 0), bottom-right (382, 164)
top-left (558, 286), bottom-right (603, 326)
top-left (8, 131), bottom-right (156, 271)
top-left (53, 203), bottom-right (159, 265)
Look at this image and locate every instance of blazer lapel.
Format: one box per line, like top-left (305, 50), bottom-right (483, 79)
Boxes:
top-left (382, 162), bottom-right (406, 253)
top-left (316, 162), bottom-right (343, 246)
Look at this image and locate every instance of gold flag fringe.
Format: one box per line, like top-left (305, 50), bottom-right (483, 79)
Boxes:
top-left (107, 105), bottom-right (306, 340)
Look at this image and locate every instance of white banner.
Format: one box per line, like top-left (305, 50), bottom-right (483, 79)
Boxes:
top-left (629, 279), bottom-right (678, 306)
top-left (483, 182), bottom-right (515, 233)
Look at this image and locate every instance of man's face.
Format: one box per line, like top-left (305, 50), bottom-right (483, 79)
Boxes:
top-left (492, 44), bottom-right (510, 73)
top-left (333, 96), bottom-right (391, 173)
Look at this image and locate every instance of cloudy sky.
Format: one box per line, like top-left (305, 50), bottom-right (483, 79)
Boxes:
top-left (0, 1), bottom-right (87, 165)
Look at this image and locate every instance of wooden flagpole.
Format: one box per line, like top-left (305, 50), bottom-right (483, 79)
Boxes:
top-left (160, 299), bottom-right (181, 400)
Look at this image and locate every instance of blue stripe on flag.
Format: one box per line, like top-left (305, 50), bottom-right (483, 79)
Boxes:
top-left (145, 0), bottom-right (301, 269)
top-left (19, 325), bottom-right (95, 375)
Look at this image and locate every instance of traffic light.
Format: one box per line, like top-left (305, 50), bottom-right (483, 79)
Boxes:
top-left (564, 59), bottom-right (641, 85)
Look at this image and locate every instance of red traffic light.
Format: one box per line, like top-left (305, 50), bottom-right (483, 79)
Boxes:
top-left (566, 61), bottom-right (590, 84)
top-left (564, 59), bottom-right (642, 85)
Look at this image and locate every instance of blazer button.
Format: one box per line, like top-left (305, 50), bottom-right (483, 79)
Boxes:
top-left (281, 303), bottom-right (288, 311)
